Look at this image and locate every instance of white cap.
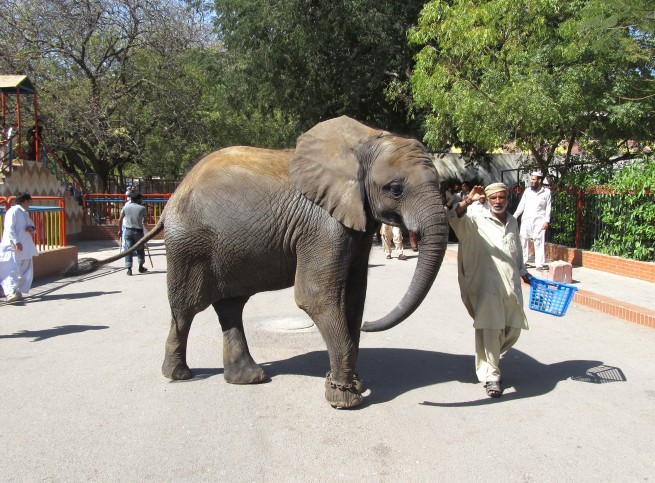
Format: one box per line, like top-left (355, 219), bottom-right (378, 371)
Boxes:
top-left (531, 171), bottom-right (544, 177)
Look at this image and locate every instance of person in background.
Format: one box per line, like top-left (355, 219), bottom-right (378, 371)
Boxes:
top-left (381, 223), bottom-right (407, 260)
top-left (27, 119), bottom-right (44, 160)
top-left (0, 192), bottom-right (39, 303)
top-left (513, 171), bottom-right (552, 271)
top-left (444, 180), bottom-right (462, 210)
top-left (459, 181), bottom-right (471, 200)
top-left (118, 192), bottom-right (148, 276)
top-left (448, 183), bottom-right (532, 398)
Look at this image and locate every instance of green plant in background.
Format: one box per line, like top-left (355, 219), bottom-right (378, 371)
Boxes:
top-left (591, 157), bottom-right (655, 261)
top-left (549, 189), bottom-right (577, 247)
top-left (548, 166), bottom-right (611, 247)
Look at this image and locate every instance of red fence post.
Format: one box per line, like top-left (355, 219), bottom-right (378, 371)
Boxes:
top-left (59, 198), bottom-right (67, 246)
top-left (575, 189), bottom-right (584, 249)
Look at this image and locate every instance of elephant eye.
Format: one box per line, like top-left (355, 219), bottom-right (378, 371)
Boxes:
top-left (386, 181), bottom-right (404, 198)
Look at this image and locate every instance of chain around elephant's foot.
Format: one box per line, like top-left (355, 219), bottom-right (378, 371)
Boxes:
top-left (162, 356), bottom-right (193, 380)
top-left (325, 371), bottom-right (364, 409)
top-left (224, 359), bottom-right (267, 384)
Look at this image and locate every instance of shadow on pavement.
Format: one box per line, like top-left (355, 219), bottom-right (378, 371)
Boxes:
top-left (421, 350), bottom-right (615, 407)
top-left (0, 324), bottom-right (109, 342)
top-left (164, 348), bottom-right (624, 408)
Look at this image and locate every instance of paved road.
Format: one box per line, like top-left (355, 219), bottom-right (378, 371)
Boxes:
top-left (1, 240), bottom-right (654, 481)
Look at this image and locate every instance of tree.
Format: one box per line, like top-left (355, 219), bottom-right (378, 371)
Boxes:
top-left (407, 0), bottom-right (655, 175)
top-left (212, 0), bottom-right (428, 135)
top-left (0, 0), bottom-right (215, 189)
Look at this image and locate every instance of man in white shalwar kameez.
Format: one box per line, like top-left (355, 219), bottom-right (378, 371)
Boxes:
top-left (448, 183), bottom-right (532, 398)
top-left (0, 192), bottom-right (38, 303)
top-left (513, 171), bottom-right (552, 271)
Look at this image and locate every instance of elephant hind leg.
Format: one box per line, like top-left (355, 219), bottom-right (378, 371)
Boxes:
top-left (213, 297), bottom-right (267, 384)
top-left (162, 308), bottom-right (195, 380)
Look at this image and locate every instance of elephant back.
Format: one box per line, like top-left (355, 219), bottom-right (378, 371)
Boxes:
top-left (167, 146), bottom-right (295, 214)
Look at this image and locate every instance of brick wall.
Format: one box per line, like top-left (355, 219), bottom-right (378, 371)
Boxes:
top-left (546, 243), bottom-right (655, 283)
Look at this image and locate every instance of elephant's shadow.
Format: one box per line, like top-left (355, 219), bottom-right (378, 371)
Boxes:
top-left (191, 348), bottom-right (613, 407)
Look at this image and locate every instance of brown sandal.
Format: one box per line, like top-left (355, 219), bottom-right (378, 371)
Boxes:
top-left (484, 381), bottom-right (503, 398)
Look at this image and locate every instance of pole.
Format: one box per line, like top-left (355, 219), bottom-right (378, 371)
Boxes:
top-left (145, 244), bottom-right (154, 268)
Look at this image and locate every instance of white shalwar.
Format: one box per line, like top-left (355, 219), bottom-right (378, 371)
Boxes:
top-left (381, 224), bottom-right (404, 257)
top-left (448, 207), bottom-right (529, 382)
top-left (513, 187), bottom-right (552, 267)
top-left (0, 205), bottom-right (38, 297)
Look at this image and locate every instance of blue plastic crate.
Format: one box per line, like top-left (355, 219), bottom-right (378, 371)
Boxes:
top-left (529, 277), bottom-right (578, 317)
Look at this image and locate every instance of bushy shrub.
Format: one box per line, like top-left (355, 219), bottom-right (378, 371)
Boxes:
top-left (591, 158), bottom-right (655, 261)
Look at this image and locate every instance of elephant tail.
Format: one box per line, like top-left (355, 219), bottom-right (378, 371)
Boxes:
top-left (63, 217), bottom-right (165, 277)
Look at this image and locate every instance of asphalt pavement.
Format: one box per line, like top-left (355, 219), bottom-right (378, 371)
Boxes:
top-left (1, 239), bottom-right (654, 481)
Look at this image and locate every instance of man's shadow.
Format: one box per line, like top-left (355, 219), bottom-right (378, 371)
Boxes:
top-left (0, 325), bottom-right (109, 342)
top-left (187, 348), bottom-right (624, 407)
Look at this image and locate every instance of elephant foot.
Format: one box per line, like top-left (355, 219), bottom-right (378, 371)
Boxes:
top-left (325, 372), bottom-right (364, 409)
top-left (224, 360), bottom-right (267, 384)
top-left (162, 357), bottom-right (193, 380)
top-left (353, 373), bottom-right (365, 393)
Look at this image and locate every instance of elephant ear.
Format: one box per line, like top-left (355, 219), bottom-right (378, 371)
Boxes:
top-left (290, 116), bottom-right (385, 232)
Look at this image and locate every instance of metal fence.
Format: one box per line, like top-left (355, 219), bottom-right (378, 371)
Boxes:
top-left (82, 193), bottom-right (171, 226)
top-left (508, 187), bottom-right (655, 259)
top-left (0, 196), bottom-right (67, 250)
top-left (77, 187), bottom-right (653, 260)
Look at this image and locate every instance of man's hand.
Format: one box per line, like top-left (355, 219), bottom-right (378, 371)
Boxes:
top-left (542, 221), bottom-right (550, 230)
top-left (468, 185), bottom-right (485, 203)
top-left (15, 242), bottom-right (23, 252)
top-left (522, 273), bottom-right (533, 284)
top-left (26, 226), bottom-right (35, 234)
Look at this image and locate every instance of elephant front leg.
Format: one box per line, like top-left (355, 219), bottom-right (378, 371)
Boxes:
top-left (295, 285), bottom-right (363, 409)
top-left (213, 298), bottom-right (267, 384)
top-left (162, 308), bottom-right (195, 380)
top-left (322, 337), bottom-right (363, 409)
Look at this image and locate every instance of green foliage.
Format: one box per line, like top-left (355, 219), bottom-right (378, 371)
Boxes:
top-left (212, 0), bottom-right (427, 135)
top-left (591, 157), bottom-right (655, 260)
top-left (406, 0), bottom-right (655, 173)
top-left (0, 0), bottom-right (217, 189)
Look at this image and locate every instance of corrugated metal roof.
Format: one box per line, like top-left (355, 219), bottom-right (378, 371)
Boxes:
top-left (0, 75), bottom-right (37, 94)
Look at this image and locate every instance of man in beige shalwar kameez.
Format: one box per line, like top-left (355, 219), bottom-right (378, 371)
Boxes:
top-left (448, 183), bottom-right (532, 398)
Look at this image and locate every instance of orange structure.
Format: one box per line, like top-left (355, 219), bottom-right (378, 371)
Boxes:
top-left (0, 75), bottom-right (39, 162)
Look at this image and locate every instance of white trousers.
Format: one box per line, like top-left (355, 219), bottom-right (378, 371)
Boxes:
top-left (520, 219), bottom-right (546, 267)
top-left (475, 327), bottom-right (522, 382)
top-left (381, 224), bottom-right (404, 256)
top-left (0, 258), bottom-right (34, 296)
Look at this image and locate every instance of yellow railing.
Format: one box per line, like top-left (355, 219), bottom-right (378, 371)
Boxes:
top-left (0, 196), bottom-right (66, 250)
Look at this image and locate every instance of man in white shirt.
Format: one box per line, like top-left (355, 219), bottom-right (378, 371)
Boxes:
top-left (448, 183), bottom-right (532, 398)
top-left (0, 192), bottom-right (39, 303)
top-left (513, 171), bottom-right (552, 271)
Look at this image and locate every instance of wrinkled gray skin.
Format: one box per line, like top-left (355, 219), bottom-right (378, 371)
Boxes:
top-left (99, 116), bottom-right (448, 408)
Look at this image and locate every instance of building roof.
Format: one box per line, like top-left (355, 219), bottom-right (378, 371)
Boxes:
top-left (0, 75), bottom-right (37, 94)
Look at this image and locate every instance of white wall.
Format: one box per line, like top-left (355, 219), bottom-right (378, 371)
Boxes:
top-left (432, 153), bottom-right (532, 187)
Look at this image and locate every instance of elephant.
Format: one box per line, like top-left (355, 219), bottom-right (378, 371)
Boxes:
top-left (77, 116), bottom-right (448, 408)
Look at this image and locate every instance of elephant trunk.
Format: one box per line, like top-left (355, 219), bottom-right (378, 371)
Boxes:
top-left (361, 195), bottom-right (448, 332)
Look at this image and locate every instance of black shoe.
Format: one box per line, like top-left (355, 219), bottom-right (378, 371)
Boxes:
top-left (138, 265), bottom-right (148, 273)
top-left (126, 268), bottom-right (132, 276)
